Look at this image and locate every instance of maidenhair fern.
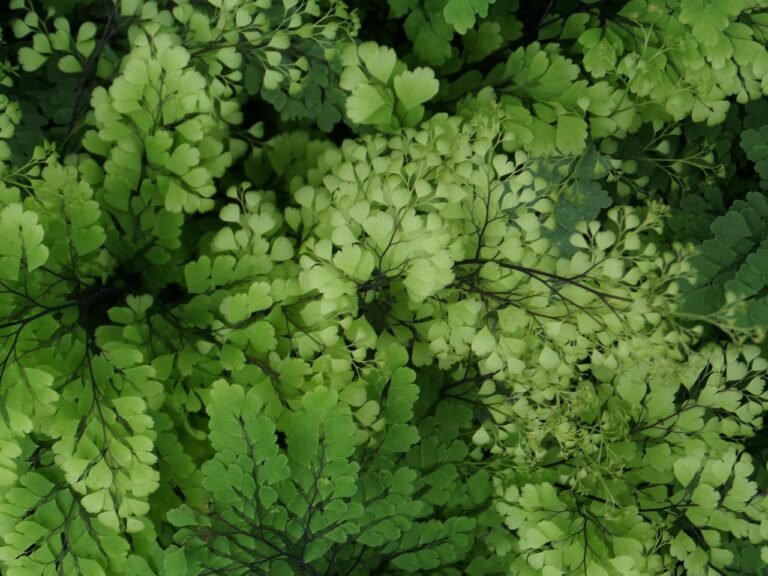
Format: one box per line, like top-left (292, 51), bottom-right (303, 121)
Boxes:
top-left (164, 367), bottom-right (484, 575)
top-left (1, 1), bottom-right (768, 575)
top-left (682, 115), bottom-right (768, 333)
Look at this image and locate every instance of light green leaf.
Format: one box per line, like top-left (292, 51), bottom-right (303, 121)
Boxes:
top-left (18, 47), bottom-right (47, 71)
top-left (167, 144), bottom-right (200, 175)
top-left (79, 558), bottom-right (107, 576)
top-left (220, 204), bottom-right (241, 223)
top-left (393, 67), bottom-right (439, 111)
top-left (220, 343), bottom-right (246, 371)
top-left (538, 346), bottom-right (559, 370)
top-left (556, 115), bottom-right (588, 155)
top-left (358, 42), bottom-right (398, 84)
top-left (270, 237), bottom-right (294, 262)
top-left (58, 55), bottom-right (83, 73)
top-left (263, 69), bottom-right (282, 90)
top-left (691, 484), bottom-right (720, 508)
top-left (521, 526), bottom-right (549, 550)
top-left (248, 281), bottom-right (272, 312)
top-left (346, 84), bottom-right (393, 125)
top-left (81, 489), bottom-right (108, 513)
top-left (77, 21), bottom-right (97, 42)
top-left (159, 46), bottom-right (190, 72)
top-left (12, 20), bottom-right (33, 39)
top-left (471, 326), bottom-right (496, 357)
top-left (674, 456), bottom-right (700, 488)
top-left (87, 459), bottom-right (114, 489)
top-left (145, 131), bottom-right (174, 165)
top-left (220, 293), bottom-right (249, 324)
top-left (363, 212), bottom-right (394, 251)
top-left (123, 58), bottom-right (148, 85)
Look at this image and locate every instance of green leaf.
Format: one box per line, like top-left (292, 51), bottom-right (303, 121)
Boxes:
top-left (12, 20), bottom-right (33, 39)
top-left (184, 256), bottom-right (211, 293)
top-left (666, 91), bottom-right (695, 121)
top-left (471, 326), bottom-right (496, 357)
top-left (389, 0), bottom-right (418, 17)
top-left (245, 321), bottom-right (277, 354)
top-left (166, 144), bottom-right (200, 175)
top-left (443, 0), bottom-right (491, 35)
top-left (562, 13), bottom-right (591, 39)
top-left (673, 456), bottom-right (700, 488)
top-left (164, 547), bottom-right (187, 574)
top-left (538, 346), bottom-right (559, 370)
top-left (77, 21), bottom-right (97, 43)
top-left (303, 538), bottom-right (333, 563)
top-left (382, 423), bottom-right (419, 452)
top-left (81, 489), bottom-right (108, 513)
top-left (464, 21), bottom-right (503, 64)
top-left (404, 9), bottom-right (453, 66)
top-left (18, 47), bottom-right (47, 71)
top-left (393, 67), bottom-right (440, 111)
top-left (58, 55), bottom-right (83, 73)
top-left (263, 69), bottom-right (282, 90)
top-left (363, 212), bottom-right (394, 250)
top-left (358, 42), bottom-right (398, 84)
top-left (521, 526), bottom-right (549, 550)
top-left (220, 293), bottom-right (249, 324)
top-left (158, 46), bottom-right (190, 72)
top-left (270, 237), bottom-right (294, 261)
top-left (710, 211), bottom-right (752, 248)
top-left (145, 131), bottom-right (174, 165)
top-left (123, 58), bottom-right (149, 85)
top-left (247, 281), bottom-right (272, 312)
top-left (556, 114), bottom-right (588, 155)
top-left (346, 84), bottom-right (393, 125)
top-left (691, 484), bottom-right (720, 508)
top-left (220, 204), bottom-right (240, 223)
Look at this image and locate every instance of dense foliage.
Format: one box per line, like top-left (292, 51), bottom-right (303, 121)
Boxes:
top-left (2, 0), bottom-right (768, 575)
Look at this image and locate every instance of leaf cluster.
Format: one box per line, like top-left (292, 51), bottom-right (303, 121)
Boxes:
top-left (1, 1), bottom-right (768, 576)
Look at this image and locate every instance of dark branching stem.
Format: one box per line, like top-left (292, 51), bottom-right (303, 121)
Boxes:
top-left (456, 258), bottom-right (633, 303)
top-left (63, 3), bottom-right (134, 153)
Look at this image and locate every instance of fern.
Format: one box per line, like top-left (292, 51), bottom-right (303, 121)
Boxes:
top-left (682, 117), bottom-right (768, 335)
top-left (2, 1), bottom-right (768, 575)
top-left (165, 365), bottom-right (485, 575)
